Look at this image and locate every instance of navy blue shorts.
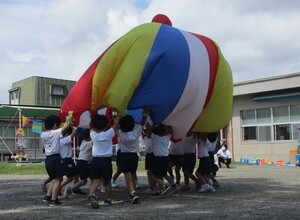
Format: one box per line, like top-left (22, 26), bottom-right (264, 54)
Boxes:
top-left (89, 157), bottom-right (112, 181)
top-left (119, 152), bottom-right (138, 174)
top-left (182, 153), bottom-right (196, 173)
top-left (76, 160), bottom-right (90, 179)
top-left (45, 154), bottom-right (64, 180)
top-left (169, 154), bottom-right (183, 167)
top-left (196, 156), bottom-right (211, 175)
top-left (152, 156), bottom-right (168, 178)
top-left (62, 157), bottom-right (77, 178)
top-left (145, 153), bottom-right (154, 171)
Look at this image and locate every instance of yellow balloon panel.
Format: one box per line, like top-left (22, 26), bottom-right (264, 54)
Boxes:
top-left (192, 47), bottom-right (233, 132)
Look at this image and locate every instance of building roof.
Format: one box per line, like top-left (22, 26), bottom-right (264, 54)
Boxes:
top-left (234, 72), bottom-right (300, 96)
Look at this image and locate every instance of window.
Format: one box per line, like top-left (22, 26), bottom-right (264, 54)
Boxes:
top-left (51, 85), bottom-right (65, 96)
top-left (274, 124), bottom-right (291, 140)
top-left (292, 124), bottom-right (300, 140)
top-left (242, 110), bottom-right (255, 125)
top-left (257, 108), bottom-right (271, 124)
top-left (9, 89), bottom-right (20, 105)
top-left (273, 106), bottom-right (289, 123)
top-left (258, 126), bottom-right (271, 141)
top-left (241, 105), bottom-right (300, 142)
top-left (243, 126), bottom-right (256, 141)
top-left (291, 105), bottom-right (300, 122)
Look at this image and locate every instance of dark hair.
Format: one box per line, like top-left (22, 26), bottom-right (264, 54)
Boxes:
top-left (119, 115), bottom-right (134, 132)
top-left (152, 124), bottom-right (167, 136)
top-left (44, 115), bottom-right (61, 130)
top-left (207, 132), bottom-right (219, 142)
top-left (91, 115), bottom-right (108, 130)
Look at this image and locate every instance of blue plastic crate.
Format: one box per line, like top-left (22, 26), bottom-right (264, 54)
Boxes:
top-left (295, 154), bottom-right (300, 166)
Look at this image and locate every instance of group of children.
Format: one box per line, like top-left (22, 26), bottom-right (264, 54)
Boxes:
top-left (40, 112), bottom-right (226, 208)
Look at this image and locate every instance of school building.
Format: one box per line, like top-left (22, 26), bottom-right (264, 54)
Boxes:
top-left (227, 72), bottom-right (300, 164)
top-left (1, 73), bottom-right (300, 163)
top-left (0, 76), bottom-right (75, 161)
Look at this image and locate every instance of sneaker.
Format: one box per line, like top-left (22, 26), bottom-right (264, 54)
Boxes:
top-left (111, 181), bottom-right (118, 188)
top-left (209, 185), bottom-right (216, 192)
top-left (50, 199), bottom-right (62, 206)
top-left (151, 191), bottom-right (161, 197)
top-left (88, 194), bottom-right (100, 209)
top-left (198, 184), bottom-right (211, 193)
top-left (129, 192), bottom-right (139, 204)
top-left (159, 185), bottom-right (171, 196)
top-left (63, 186), bottom-right (72, 199)
top-left (213, 181), bottom-right (220, 188)
top-left (72, 188), bottom-right (86, 195)
top-left (103, 199), bottom-right (112, 206)
top-left (43, 195), bottom-right (51, 202)
top-left (180, 185), bottom-right (191, 192)
top-left (41, 183), bottom-right (47, 193)
top-left (169, 184), bottom-right (180, 194)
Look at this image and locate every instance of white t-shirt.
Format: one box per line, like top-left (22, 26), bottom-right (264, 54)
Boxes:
top-left (181, 136), bottom-right (197, 154)
top-left (217, 148), bottom-right (232, 159)
top-left (198, 139), bottom-right (210, 158)
top-left (40, 128), bottom-right (62, 156)
top-left (78, 140), bottom-right (93, 162)
top-left (151, 133), bottom-right (171, 157)
top-left (169, 140), bottom-right (183, 155)
top-left (90, 128), bottom-right (115, 157)
top-left (60, 135), bottom-right (73, 159)
top-left (117, 124), bottom-right (142, 153)
top-left (143, 138), bottom-right (153, 154)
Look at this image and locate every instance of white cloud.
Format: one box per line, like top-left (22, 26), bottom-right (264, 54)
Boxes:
top-left (0, 0), bottom-right (300, 103)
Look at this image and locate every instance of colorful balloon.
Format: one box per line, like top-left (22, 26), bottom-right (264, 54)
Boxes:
top-left (60, 14), bottom-right (233, 138)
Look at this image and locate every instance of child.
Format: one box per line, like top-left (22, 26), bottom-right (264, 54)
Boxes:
top-left (149, 124), bottom-right (177, 196)
top-left (181, 133), bottom-right (200, 192)
top-left (111, 145), bottom-right (121, 188)
top-left (206, 132), bottom-right (220, 188)
top-left (142, 123), bottom-right (156, 193)
top-left (41, 114), bottom-right (71, 206)
top-left (168, 139), bottom-right (183, 187)
top-left (88, 114), bottom-right (119, 209)
top-left (117, 115), bottom-right (142, 204)
top-left (70, 129), bottom-right (93, 195)
top-left (60, 127), bottom-right (77, 198)
top-left (195, 133), bottom-right (215, 193)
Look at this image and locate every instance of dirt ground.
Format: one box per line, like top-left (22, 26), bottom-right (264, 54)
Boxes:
top-left (0, 165), bottom-right (299, 220)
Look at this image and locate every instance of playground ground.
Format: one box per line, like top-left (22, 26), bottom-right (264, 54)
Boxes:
top-left (0, 164), bottom-right (299, 220)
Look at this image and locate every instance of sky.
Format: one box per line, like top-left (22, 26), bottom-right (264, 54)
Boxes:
top-left (0, 0), bottom-right (300, 104)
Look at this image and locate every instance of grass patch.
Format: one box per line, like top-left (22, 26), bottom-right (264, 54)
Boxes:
top-left (0, 162), bottom-right (47, 175)
top-left (0, 160), bottom-right (242, 175)
top-left (0, 161), bottom-right (146, 175)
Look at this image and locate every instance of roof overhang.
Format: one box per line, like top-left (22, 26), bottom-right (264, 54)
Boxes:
top-left (251, 91), bottom-right (300, 101)
top-left (0, 104), bottom-right (60, 118)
